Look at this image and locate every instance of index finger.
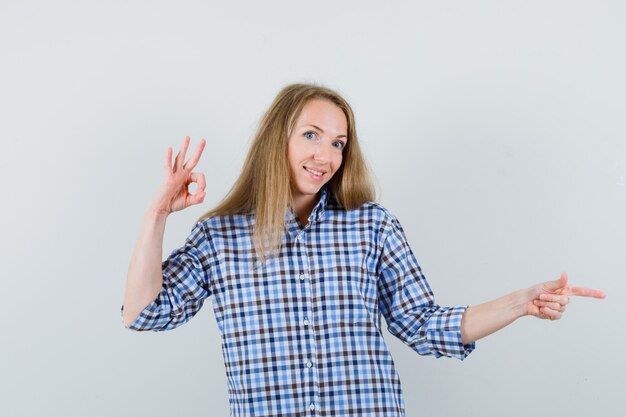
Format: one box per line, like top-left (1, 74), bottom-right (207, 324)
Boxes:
top-left (569, 286), bottom-right (606, 299)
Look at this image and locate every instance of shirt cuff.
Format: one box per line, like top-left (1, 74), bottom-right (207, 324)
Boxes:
top-left (423, 305), bottom-right (475, 360)
top-left (120, 298), bottom-right (169, 331)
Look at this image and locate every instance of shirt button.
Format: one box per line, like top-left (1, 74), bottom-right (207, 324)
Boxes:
top-left (306, 361), bottom-right (313, 368)
top-left (303, 318), bottom-right (310, 326)
top-left (309, 403), bottom-right (316, 411)
top-left (299, 273), bottom-right (305, 281)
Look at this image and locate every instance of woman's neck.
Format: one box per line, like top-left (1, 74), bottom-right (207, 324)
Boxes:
top-left (292, 193), bottom-right (319, 226)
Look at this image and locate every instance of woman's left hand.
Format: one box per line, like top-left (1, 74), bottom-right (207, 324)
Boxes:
top-left (527, 272), bottom-right (606, 320)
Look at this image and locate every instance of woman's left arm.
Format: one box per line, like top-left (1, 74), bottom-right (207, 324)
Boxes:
top-left (460, 272), bottom-right (606, 345)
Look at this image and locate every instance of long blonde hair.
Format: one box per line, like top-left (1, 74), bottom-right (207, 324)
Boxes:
top-left (198, 83), bottom-right (375, 259)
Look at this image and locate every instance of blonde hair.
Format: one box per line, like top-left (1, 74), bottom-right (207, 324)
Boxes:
top-left (198, 83), bottom-right (375, 259)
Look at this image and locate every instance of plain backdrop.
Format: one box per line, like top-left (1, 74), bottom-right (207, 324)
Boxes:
top-left (1, 1), bottom-right (624, 416)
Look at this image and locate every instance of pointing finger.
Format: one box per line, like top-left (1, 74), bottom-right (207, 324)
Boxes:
top-left (569, 286), bottom-right (606, 299)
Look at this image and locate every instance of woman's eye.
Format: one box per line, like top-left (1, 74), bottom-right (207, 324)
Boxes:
top-left (332, 141), bottom-right (346, 150)
top-left (304, 131), bottom-right (316, 140)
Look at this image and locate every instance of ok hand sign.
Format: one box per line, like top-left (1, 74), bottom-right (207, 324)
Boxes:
top-left (150, 136), bottom-right (207, 216)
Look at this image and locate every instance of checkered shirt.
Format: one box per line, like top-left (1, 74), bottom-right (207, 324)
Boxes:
top-left (122, 188), bottom-right (474, 416)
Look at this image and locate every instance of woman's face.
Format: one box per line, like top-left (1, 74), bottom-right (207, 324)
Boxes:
top-left (287, 98), bottom-right (347, 209)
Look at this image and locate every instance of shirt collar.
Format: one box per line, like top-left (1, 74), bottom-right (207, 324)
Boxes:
top-left (310, 186), bottom-right (329, 223)
top-left (286, 186), bottom-right (329, 232)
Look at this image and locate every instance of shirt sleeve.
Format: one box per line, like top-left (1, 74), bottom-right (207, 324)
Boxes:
top-left (377, 217), bottom-right (475, 360)
top-left (121, 221), bottom-right (217, 332)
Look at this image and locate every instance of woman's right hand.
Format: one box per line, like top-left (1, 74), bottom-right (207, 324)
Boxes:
top-left (149, 136), bottom-right (207, 216)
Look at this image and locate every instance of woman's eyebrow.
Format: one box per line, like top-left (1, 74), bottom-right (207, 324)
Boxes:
top-left (303, 124), bottom-right (347, 139)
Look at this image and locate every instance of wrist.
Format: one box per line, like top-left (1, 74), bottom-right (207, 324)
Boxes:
top-left (144, 204), bottom-right (170, 222)
top-left (511, 287), bottom-right (532, 318)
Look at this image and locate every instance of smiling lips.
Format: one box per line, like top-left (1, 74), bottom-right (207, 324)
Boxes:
top-left (304, 166), bottom-right (326, 179)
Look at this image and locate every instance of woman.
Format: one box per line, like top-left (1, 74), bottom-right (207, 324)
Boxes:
top-left (121, 83), bottom-right (605, 416)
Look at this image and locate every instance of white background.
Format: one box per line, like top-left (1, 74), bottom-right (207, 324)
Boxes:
top-left (1, 1), bottom-right (623, 416)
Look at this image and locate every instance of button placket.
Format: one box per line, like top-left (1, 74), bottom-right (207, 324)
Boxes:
top-left (297, 229), bottom-right (320, 415)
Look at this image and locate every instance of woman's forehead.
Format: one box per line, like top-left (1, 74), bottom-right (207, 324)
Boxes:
top-left (295, 99), bottom-right (348, 133)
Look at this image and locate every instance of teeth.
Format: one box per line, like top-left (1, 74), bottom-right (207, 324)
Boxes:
top-left (305, 167), bottom-right (324, 176)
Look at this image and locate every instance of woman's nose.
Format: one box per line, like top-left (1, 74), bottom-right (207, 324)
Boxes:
top-left (313, 141), bottom-right (331, 161)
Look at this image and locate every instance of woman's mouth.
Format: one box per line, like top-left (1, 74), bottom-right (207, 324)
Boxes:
top-left (304, 166), bottom-right (325, 179)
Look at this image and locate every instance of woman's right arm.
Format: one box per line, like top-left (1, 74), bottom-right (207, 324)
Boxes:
top-left (122, 136), bottom-right (206, 328)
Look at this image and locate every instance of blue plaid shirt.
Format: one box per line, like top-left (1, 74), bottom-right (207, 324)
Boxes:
top-left (122, 188), bottom-right (474, 416)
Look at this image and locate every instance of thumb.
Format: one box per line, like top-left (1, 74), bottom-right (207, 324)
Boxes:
top-left (543, 271), bottom-right (568, 292)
